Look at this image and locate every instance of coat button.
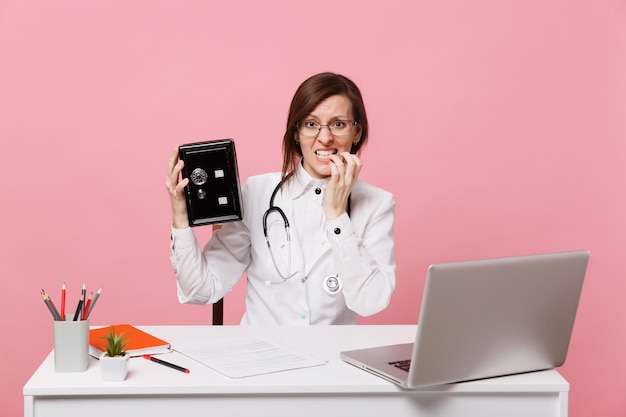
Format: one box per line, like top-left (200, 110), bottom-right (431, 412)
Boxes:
top-left (315, 188), bottom-right (322, 195)
top-left (334, 228), bottom-right (341, 235)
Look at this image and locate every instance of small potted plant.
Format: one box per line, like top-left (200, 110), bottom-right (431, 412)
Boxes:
top-left (99, 327), bottom-right (130, 381)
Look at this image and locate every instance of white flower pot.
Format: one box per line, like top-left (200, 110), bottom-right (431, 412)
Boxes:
top-left (100, 352), bottom-right (130, 381)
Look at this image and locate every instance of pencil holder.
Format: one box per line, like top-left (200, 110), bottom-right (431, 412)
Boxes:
top-left (53, 315), bottom-right (90, 372)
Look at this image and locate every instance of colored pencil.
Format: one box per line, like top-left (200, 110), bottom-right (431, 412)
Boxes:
top-left (82, 292), bottom-right (93, 321)
top-left (72, 293), bottom-right (84, 321)
top-left (79, 283), bottom-right (86, 318)
top-left (41, 289), bottom-right (62, 321)
top-left (87, 287), bottom-right (102, 318)
top-left (60, 283), bottom-right (66, 320)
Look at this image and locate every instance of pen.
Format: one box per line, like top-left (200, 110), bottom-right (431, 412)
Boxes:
top-left (87, 287), bottom-right (102, 318)
top-left (60, 283), bottom-right (66, 321)
top-left (143, 355), bottom-right (190, 374)
top-left (73, 293), bottom-right (84, 321)
top-left (41, 289), bottom-right (62, 321)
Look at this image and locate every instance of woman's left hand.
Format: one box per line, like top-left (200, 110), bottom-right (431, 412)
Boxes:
top-left (323, 152), bottom-right (362, 220)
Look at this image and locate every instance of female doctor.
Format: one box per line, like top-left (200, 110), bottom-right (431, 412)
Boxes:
top-left (166, 72), bottom-right (396, 325)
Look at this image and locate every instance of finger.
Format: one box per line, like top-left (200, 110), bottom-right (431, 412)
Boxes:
top-left (332, 153), bottom-right (357, 184)
top-left (328, 154), bottom-right (345, 179)
top-left (166, 156), bottom-right (187, 196)
top-left (340, 152), bottom-right (355, 177)
top-left (339, 152), bottom-right (361, 167)
top-left (166, 160), bottom-right (183, 192)
top-left (167, 145), bottom-right (180, 175)
top-left (176, 178), bottom-right (189, 194)
top-left (327, 158), bottom-right (339, 183)
top-left (340, 152), bottom-right (362, 181)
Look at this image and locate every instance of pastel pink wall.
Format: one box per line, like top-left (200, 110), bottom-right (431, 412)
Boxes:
top-left (1, 1), bottom-right (624, 415)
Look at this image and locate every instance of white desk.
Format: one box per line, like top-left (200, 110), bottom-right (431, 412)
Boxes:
top-left (24, 325), bottom-right (568, 417)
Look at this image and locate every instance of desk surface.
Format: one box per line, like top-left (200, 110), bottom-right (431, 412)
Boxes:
top-left (24, 325), bottom-right (569, 417)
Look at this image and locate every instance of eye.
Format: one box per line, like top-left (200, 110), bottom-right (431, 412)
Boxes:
top-left (304, 121), bottom-right (318, 128)
top-left (332, 120), bottom-right (346, 128)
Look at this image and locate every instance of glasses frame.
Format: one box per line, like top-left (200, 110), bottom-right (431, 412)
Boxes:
top-left (295, 120), bottom-right (358, 138)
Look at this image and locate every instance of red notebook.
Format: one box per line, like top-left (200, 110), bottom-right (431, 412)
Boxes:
top-left (89, 324), bottom-right (172, 358)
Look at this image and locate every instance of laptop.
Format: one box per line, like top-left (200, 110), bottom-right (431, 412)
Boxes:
top-left (340, 250), bottom-right (589, 388)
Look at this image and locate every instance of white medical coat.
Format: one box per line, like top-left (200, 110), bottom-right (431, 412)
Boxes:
top-left (170, 165), bottom-right (396, 325)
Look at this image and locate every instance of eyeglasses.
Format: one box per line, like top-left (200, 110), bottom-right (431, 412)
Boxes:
top-left (296, 120), bottom-right (357, 138)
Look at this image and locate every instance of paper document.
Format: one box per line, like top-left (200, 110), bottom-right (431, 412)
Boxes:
top-left (175, 337), bottom-right (327, 378)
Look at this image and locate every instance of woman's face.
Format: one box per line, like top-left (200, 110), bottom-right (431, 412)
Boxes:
top-left (297, 94), bottom-right (361, 179)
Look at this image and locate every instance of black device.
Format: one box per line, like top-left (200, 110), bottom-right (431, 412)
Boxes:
top-left (178, 139), bottom-right (243, 227)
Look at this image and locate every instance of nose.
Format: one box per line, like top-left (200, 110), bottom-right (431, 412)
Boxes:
top-left (316, 126), bottom-right (334, 144)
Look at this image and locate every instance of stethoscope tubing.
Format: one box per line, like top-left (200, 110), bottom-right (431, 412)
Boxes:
top-left (262, 173), bottom-right (350, 291)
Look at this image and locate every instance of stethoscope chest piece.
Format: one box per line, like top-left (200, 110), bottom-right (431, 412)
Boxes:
top-left (323, 275), bottom-right (342, 295)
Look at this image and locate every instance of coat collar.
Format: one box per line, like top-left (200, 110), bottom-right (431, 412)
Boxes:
top-left (289, 161), bottom-right (330, 200)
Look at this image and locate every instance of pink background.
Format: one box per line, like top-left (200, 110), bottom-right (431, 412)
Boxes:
top-left (1, 1), bottom-right (625, 416)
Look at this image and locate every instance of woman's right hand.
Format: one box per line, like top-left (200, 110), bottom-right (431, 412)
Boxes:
top-left (166, 145), bottom-right (190, 229)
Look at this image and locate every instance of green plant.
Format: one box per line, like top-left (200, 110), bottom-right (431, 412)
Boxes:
top-left (102, 327), bottom-right (128, 357)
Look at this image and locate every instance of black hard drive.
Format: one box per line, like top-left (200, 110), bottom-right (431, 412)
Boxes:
top-left (178, 139), bottom-right (243, 226)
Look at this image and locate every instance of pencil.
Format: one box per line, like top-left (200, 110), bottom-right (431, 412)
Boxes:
top-left (60, 283), bottom-right (66, 320)
top-left (79, 283), bottom-right (86, 318)
top-left (143, 355), bottom-right (190, 373)
top-left (81, 292), bottom-right (93, 321)
top-left (72, 293), bottom-right (84, 321)
top-left (86, 287), bottom-right (102, 318)
top-left (41, 289), bottom-right (62, 321)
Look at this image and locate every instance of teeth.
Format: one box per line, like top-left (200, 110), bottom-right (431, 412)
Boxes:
top-left (315, 150), bottom-right (337, 157)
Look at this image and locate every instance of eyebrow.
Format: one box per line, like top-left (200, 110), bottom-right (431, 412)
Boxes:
top-left (305, 114), bottom-right (350, 121)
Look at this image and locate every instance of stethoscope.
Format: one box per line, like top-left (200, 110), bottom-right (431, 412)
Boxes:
top-left (262, 175), bottom-right (350, 295)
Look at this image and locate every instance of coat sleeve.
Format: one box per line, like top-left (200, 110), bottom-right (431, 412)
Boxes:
top-left (325, 189), bottom-right (396, 316)
top-left (169, 184), bottom-right (253, 305)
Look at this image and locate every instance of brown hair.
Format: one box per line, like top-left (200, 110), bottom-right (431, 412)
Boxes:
top-left (281, 72), bottom-right (369, 180)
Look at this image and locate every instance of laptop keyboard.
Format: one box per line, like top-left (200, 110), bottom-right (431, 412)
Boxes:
top-left (388, 359), bottom-right (411, 372)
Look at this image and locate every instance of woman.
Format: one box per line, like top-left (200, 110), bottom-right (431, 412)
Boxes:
top-left (166, 72), bottom-right (396, 325)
